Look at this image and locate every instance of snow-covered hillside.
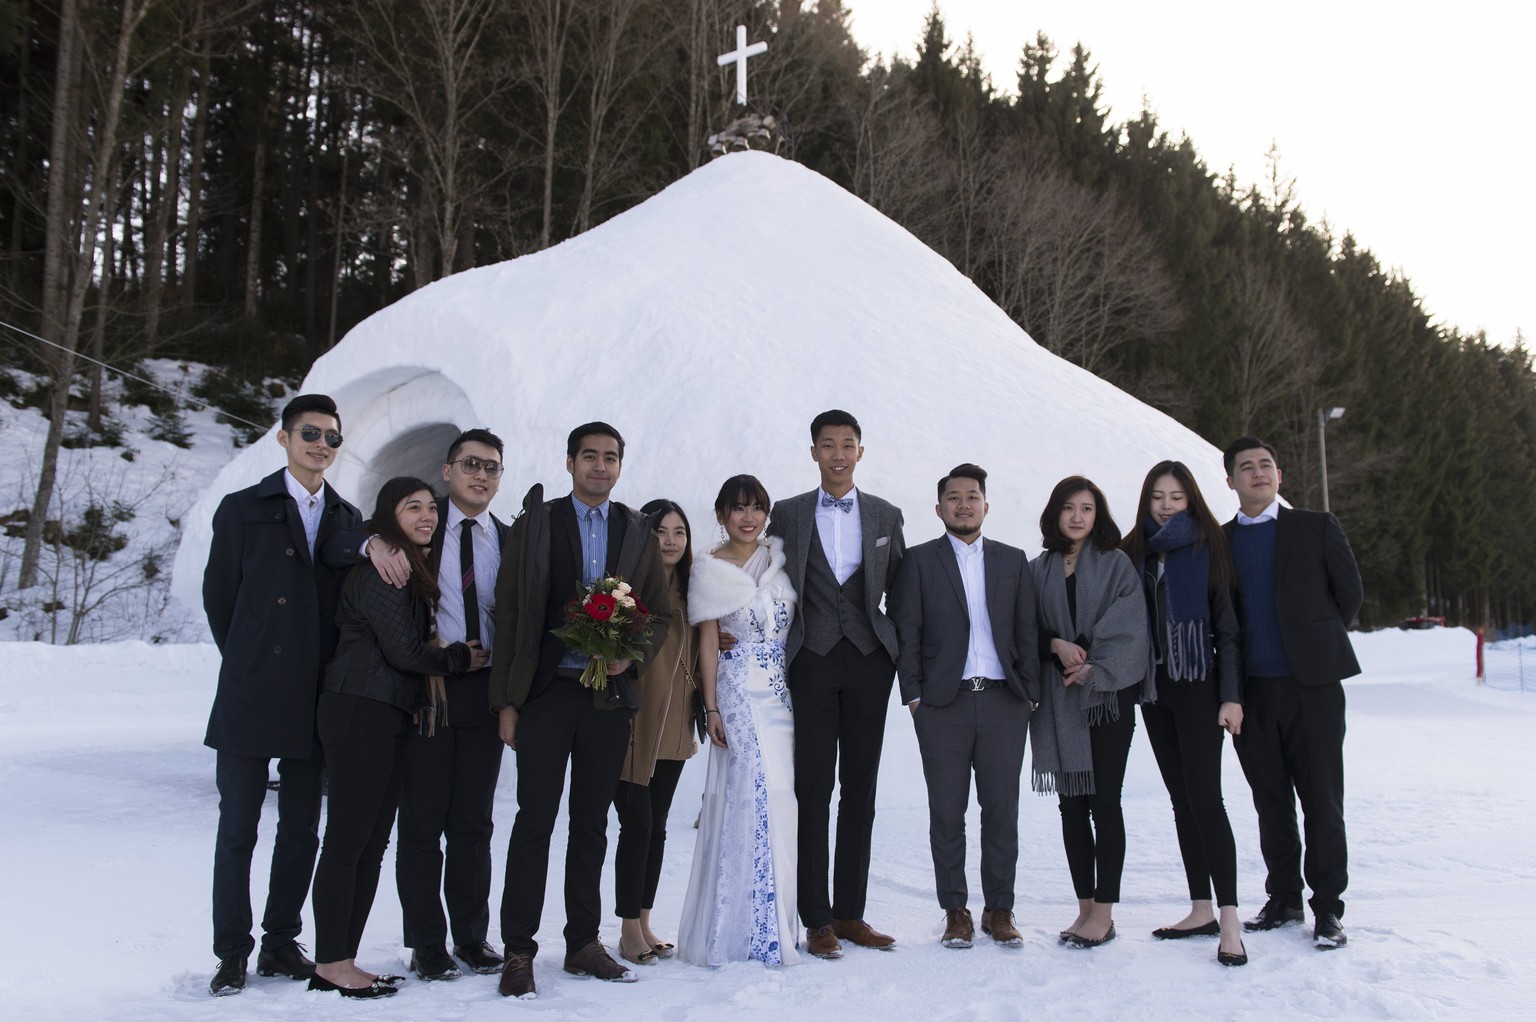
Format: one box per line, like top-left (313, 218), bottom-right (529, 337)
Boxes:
top-left (0, 628), bottom-right (1529, 1020)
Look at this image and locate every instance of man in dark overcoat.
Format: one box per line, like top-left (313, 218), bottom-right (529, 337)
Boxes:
top-left (201, 393), bottom-right (364, 996)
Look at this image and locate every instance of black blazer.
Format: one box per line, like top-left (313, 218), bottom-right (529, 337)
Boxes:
top-left (202, 468), bottom-right (363, 759)
top-left (324, 568), bottom-right (472, 711)
top-left (1223, 506), bottom-right (1363, 687)
top-left (892, 534), bottom-right (1040, 707)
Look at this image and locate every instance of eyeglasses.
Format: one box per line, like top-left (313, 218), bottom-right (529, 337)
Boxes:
top-left (450, 455), bottom-right (504, 478)
top-left (288, 425), bottom-right (344, 448)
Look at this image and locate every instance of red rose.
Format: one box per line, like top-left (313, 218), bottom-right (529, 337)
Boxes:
top-left (632, 600), bottom-right (649, 617)
top-left (586, 593), bottom-right (617, 621)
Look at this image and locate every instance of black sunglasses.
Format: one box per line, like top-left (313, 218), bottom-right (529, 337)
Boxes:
top-left (288, 425), bottom-right (344, 448)
top-left (450, 455), bottom-right (504, 478)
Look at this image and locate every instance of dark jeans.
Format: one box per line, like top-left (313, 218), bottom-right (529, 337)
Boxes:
top-left (312, 692), bottom-right (408, 964)
top-left (1234, 675), bottom-right (1348, 917)
top-left (500, 675), bottom-right (631, 958)
top-left (1141, 673), bottom-right (1239, 906)
top-left (788, 639), bottom-right (895, 927)
top-left (611, 758), bottom-right (687, 919)
top-left (211, 746), bottom-right (324, 960)
top-left (1059, 686), bottom-right (1137, 903)
top-left (396, 681), bottom-right (504, 950)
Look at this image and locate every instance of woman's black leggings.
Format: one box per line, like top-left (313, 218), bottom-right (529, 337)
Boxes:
top-left (1058, 686), bottom-right (1137, 903)
top-left (611, 758), bottom-right (687, 919)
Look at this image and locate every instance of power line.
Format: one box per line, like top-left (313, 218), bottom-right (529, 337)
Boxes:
top-left (0, 317), bottom-right (273, 433)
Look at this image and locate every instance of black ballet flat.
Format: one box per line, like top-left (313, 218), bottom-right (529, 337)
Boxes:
top-left (308, 975), bottom-right (399, 999)
top-left (1217, 940), bottom-right (1248, 967)
top-left (1153, 920), bottom-right (1221, 940)
top-left (374, 974), bottom-right (406, 985)
top-left (1062, 922), bottom-right (1116, 949)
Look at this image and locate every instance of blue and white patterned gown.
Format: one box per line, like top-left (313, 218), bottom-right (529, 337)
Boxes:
top-left (677, 538), bottom-right (800, 966)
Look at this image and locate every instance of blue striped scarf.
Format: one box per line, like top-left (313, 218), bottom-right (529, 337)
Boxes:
top-left (1144, 512), bottom-right (1211, 682)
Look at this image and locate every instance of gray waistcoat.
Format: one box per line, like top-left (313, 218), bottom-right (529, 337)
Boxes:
top-left (801, 524), bottom-right (880, 657)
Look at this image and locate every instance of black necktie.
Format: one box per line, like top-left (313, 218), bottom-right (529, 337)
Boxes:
top-left (460, 519), bottom-right (480, 645)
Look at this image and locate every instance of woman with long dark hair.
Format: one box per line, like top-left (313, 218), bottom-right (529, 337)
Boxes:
top-left (611, 499), bottom-right (701, 966)
top-left (310, 477), bottom-right (486, 998)
top-left (1121, 461), bottom-right (1247, 966)
top-left (1030, 476), bottom-right (1151, 950)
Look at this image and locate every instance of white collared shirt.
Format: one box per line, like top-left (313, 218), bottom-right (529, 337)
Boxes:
top-left (436, 501), bottom-right (500, 653)
top-left (284, 469), bottom-right (324, 557)
top-left (947, 533), bottom-right (1005, 680)
top-left (816, 487), bottom-right (863, 584)
top-left (1236, 498), bottom-right (1282, 526)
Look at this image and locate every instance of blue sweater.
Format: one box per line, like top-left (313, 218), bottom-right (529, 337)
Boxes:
top-left (1229, 520), bottom-right (1293, 678)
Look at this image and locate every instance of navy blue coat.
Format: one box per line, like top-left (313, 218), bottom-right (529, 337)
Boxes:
top-left (202, 468), bottom-right (363, 759)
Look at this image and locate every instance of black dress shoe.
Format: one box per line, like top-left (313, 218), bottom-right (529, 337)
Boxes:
top-left (1217, 940), bottom-right (1249, 967)
top-left (1152, 920), bottom-right (1221, 940)
top-left (209, 956), bottom-right (247, 996)
top-left (256, 942), bottom-right (315, 980)
top-left (1243, 896), bottom-right (1305, 932)
top-left (308, 975), bottom-right (398, 999)
top-left (1062, 922), bottom-right (1117, 949)
top-left (411, 945), bottom-right (462, 981)
top-left (1313, 912), bottom-right (1347, 949)
top-left (454, 940), bottom-right (505, 975)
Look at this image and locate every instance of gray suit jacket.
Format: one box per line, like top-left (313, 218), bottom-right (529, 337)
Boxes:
top-left (892, 534), bottom-right (1040, 708)
top-left (767, 487), bottom-right (905, 663)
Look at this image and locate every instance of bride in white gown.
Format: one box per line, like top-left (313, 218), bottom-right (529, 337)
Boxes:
top-left (677, 475), bottom-right (800, 967)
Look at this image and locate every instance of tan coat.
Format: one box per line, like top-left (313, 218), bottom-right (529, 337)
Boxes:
top-left (621, 577), bottom-right (699, 784)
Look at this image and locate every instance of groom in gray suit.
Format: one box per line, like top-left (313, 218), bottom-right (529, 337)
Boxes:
top-left (765, 409), bottom-right (905, 958)
top-left (892, 464), bottom-right (1039, 950)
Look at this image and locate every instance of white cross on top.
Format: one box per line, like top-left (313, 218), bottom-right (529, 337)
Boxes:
top-left (717, 25), bottom-right (767, 106)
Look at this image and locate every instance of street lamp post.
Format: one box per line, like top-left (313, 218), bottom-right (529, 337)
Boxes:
top-left (1318, 406), bottom-right (1346, 512)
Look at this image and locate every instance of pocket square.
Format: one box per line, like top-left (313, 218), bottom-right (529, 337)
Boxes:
top-left (875, 536), bottom-right (889, 548)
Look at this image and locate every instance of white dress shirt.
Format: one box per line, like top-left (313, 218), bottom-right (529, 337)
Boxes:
top-left (1236, 498), bottom-right (1282, 526)
top-left (283, 469), bottom-right (324, 558)
top-left (948, 533), bottom-right (1005, 680)
top-left (437, 501), bottom-right (499, 654)
top-left (815, 487), bottom-right (863, 584)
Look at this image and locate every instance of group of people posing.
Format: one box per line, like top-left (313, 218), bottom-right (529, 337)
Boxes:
top-left (201, 398), bottom-right (1363, 1000)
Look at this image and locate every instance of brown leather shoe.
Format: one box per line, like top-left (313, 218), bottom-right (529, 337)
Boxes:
top-left (562, 940), bottom-right (637, 982)
top-left (806, 924), bottom-right (843, 959)
top-left (832, 918), bottom-right (896, 950)
top-left (981, 908), bottom-right (1024, 948)
top-left (941, 908), bottom-right (974, 948)
top-left (497, 951), bottom-right (536, 999)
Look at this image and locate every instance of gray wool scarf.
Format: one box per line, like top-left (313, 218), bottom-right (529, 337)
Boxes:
top-left (1029, 543), bottom-right (1153, 797)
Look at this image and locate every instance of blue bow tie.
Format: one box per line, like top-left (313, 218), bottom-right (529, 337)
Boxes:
top-left (820, 494), bottom-right (853, 513)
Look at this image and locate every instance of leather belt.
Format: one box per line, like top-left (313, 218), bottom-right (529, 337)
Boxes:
top-left (963, 677), bottom-right (1003, 692)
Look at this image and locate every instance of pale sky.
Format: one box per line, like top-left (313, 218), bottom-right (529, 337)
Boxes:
top-left (842, 0), bottom-right (1533, 345)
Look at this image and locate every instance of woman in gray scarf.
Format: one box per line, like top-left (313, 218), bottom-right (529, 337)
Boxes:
top-left (1030, 476), bottom-right (1151, 950)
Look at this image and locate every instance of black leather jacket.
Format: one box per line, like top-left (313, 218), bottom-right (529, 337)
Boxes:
top-left (1142, 556), bottom-right (1244, 706)
top-left (324, 566), bottom-right (472, 712)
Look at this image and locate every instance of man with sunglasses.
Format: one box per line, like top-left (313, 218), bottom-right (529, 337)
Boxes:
top-left (202, 394), bottom-right (363, 996)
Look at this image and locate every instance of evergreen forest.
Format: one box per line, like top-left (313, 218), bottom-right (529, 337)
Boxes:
top-left (2, 0), bottom-right (1532, 630)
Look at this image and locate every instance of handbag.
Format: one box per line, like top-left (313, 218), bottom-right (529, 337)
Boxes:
top-left (680, 649), bottom-right (707, 744)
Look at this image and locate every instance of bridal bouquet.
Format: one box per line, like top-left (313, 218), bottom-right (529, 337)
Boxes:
top-left (552, 576), bottom-right (653, 691)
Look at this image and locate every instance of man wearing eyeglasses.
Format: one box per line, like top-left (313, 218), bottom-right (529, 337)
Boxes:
top-left (384, 429), bottom-right (512, 981)
top-left (202, 393), bottom-right (363, 996)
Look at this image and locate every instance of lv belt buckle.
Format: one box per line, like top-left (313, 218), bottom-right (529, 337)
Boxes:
top-left (968, 677), bottom-right (987, 692)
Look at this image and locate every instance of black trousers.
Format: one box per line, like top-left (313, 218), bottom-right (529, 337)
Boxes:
top-left (396, 671), bottom-right (505, 951)
top-left (312, 692), bottom-right (408, 964)
top-left (788, 638), bottom-right (895, 927)
top-left (500, 675), bottom-right (630, 958)
top-left (1059, 686), bottom-right (1137, 903)
top-left (1141, 673), bottom-right (1239, 906)
top-left (211, 745), bottom-right (324, 960)
top-left (611, 758), bottom-right (687, 919)
top-left (1234, 675), bottom-right (1348, 917)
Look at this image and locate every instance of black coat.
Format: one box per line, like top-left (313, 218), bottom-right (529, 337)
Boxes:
top-left (1140, 554), bottom-right (1244, 705)
top-left (1223, 506), bottom-right (1363, 687)
top-left (202, 468), bottom-right (363, 759)
top-left (324, 567), bottom-right (473, 712)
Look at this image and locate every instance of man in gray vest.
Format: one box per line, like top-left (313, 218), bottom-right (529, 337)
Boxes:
top-left (765, 409), bottom-right (906, 958)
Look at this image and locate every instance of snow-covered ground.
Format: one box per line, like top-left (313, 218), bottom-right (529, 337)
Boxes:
top-left (1, 627), bottom-right (1530, 1020)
